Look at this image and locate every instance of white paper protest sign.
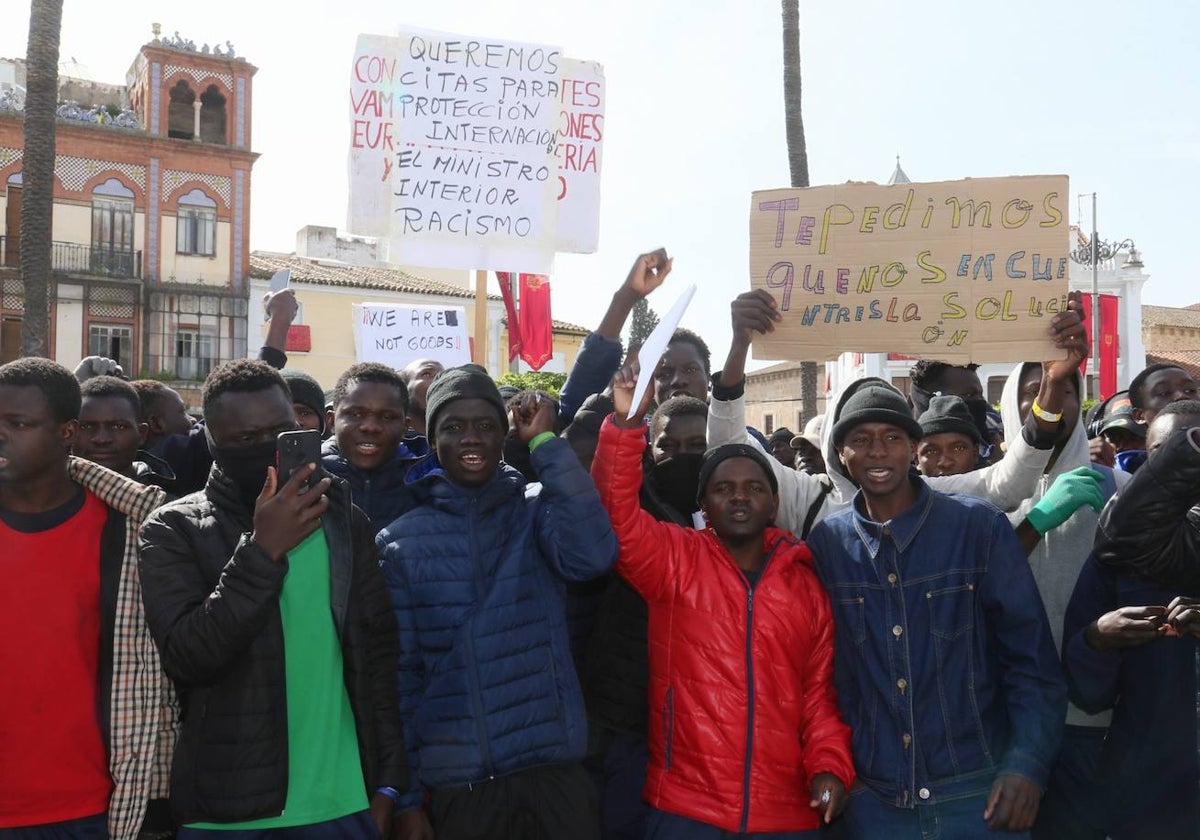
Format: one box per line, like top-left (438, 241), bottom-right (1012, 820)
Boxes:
top-left (553, 59), bottom-right (605, 254)
top-left (390, 29), bottom-right (562, 273)
top-left (353, 302), bottom-right (471, 369)
top-left (628, 284), bottom-right (698, 419)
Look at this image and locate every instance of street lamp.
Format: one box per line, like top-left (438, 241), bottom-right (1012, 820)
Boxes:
top-left (1069, 193), bottom-right (1140, 395)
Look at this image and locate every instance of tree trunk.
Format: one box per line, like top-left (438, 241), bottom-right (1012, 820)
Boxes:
top-left (781, 0), bottom-right (819, 422)
top-left (19, 0), bottom-right (63, 358)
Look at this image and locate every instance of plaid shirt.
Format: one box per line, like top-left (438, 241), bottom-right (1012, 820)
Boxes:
top-left (68, 457), bottom-right (177, 840)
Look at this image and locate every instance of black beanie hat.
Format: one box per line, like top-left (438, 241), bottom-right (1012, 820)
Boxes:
top-left (918, 394), bottom-right (982, 444)
top-left (696, 443), bottom-right (779, 504)
top-left (831, 384), bottom-right (924, 448)
top-left (280, 369), bottom-right (326, 434)
top-left (425, 364), bottom-right (507, 445)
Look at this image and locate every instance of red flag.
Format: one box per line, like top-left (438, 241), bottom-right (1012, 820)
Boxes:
top-left (494, 271), bottom-right (554, 370)
top-left (495, 271), bottom-right (521, 363)
top-left (1081, 294), bottom-right (1120, 399)
top-left (518, 274), bottom-right (553, 371)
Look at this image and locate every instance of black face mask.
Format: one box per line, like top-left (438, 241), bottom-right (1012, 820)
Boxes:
top-left (650, 454), bottom-right (704, 516)
top-left (210, 439), bottom-right (277, 509)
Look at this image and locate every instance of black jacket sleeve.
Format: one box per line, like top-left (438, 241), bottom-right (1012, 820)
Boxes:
top-left (349, 505), bottom-right (410, 792)
top-left (139, 507), bottom-right (288, 686)
top-left (1094, 427), bottom-right (1200, 590)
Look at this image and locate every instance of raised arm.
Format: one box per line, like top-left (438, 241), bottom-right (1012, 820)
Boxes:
top-left (558, 249), bottom-right (672, 427)
top-left (709, 291), bottom-right (835, 535)
top-left (510, 391), bottom-right (618, 582)
top-left (929, 296), bottom-right (1089, 510)
top-left (589, 363), bottom-right (699, 601)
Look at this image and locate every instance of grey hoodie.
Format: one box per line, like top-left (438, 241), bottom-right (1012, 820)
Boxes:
top-left (707, 377), bottom-right (1055, 536)
top-left (999, 363), bottom-right (1127, 727)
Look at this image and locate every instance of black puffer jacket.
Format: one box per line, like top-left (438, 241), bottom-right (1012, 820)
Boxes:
top-left (138, 467), bottom-right (407, 824)
top-left (1093, 426), bottom-right (1200, 591)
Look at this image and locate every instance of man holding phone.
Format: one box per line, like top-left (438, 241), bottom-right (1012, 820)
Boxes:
top-left (139, 359), bottom-right (407, 839)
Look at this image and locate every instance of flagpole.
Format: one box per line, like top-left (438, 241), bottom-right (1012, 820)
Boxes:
top-left (474, 269), bottom-right (489, 371)
top-left (1090, 192), bottom-right (1100, 400)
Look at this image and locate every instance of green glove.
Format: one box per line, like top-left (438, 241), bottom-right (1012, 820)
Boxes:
top-left (1025, 466), bottom-right (1106, 535)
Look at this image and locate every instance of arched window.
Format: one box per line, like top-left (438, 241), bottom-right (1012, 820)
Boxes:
top-left (91, 177), bottom-right (136, 276)
top-left (176, 188), bottom-right (216, 256)
top-left (168, 80), bottom-right (195, 140)
top-left (199, 85), bottom-right (226, 144)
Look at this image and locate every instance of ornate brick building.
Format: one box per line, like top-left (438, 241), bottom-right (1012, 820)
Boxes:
top-left (0, 27), bottom-right (257, 380)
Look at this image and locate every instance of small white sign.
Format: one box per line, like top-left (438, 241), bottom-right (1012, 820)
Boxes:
top-left (353, 302), bottom-right (471, 369)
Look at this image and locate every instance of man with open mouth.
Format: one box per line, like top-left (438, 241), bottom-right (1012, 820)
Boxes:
top-left (806, 384), bottom-right (1067, 839)
top-left (377, 364), bottom-right (617, 840)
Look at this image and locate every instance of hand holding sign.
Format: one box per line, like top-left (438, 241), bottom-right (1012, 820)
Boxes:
top-left (611, 362), bottom-right (655, 429)
top-left (731, 289), bottom-right (782, 347)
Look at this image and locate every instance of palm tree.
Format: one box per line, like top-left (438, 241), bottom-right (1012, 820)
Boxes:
top-left (781, 0), bottom-right (819, 423)
top-left (19, 0), bottom-right (63, 357)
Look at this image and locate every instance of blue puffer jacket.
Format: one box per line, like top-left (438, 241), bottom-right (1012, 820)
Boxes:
top-left (377, 437), bottom-right (618, 810)
top-left (321, 438), bottom-right (424, 535)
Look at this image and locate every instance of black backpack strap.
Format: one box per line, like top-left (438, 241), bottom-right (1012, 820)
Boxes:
top-left (800, 478), bottom-right (834, 540)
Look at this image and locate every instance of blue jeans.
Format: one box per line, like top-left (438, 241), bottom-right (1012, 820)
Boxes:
top-left (0, 814), bottom-right (107, 840)
top-left (843, 788), bottom-right (1028, 840)
top-left (177, 810), bottom-right (376, 839)
top-left (645, 809), bottom-right (821, 839)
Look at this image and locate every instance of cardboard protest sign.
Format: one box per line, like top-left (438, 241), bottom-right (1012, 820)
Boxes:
top-left (553, 59), bottom-right (605, 253)
top-left (748, 175), bottom-right (1071, 364)
top-left (347, 29), bottom-right (563, 273)
top-left (353, 302), bottom-right (471, 368)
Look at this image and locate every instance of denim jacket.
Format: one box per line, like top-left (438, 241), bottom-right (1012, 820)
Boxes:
top-left (807, 478), bottom-right (1066, 807)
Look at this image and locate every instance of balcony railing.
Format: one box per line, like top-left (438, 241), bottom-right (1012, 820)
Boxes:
top-left (0, 236), bottom-right (142, 279)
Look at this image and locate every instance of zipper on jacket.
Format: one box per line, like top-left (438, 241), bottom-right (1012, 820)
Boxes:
top-left (737, 546), bottom-right (776, 834)
top-left (463, 498), bottom-right (495, 778)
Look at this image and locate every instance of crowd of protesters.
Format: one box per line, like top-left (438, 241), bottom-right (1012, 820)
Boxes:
top-left (3, 249), bottom-right (1200, 840)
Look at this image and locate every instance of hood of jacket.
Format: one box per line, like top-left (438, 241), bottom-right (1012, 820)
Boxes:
top-left (819, 376), bottom-right (899, 502)
top-left (999, 362), bottom-right (1112, 727)
top-left (998, 362), bottom-right (1090, 506)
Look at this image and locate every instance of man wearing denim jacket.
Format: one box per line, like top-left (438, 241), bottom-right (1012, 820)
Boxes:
top-left (806, 385), bottom-right (1066, 839)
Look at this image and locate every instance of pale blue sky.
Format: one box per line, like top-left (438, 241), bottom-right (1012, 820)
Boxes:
top-left (4, 0), bottom-right (1196, 366)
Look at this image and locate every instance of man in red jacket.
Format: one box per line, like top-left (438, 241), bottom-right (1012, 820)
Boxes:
top-left (591, 363), bottom-right (855, 839)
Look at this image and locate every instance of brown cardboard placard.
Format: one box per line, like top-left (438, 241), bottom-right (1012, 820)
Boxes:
top-left (749, 175), bottom-right (1070, 363)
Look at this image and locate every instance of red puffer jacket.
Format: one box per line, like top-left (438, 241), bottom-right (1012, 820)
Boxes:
top-left (591, 419), bottom-right (854, 833)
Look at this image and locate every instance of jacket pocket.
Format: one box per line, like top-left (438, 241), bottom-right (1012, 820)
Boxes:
top-left (833, 595), bottom-right (867, 647)
top-left (662, 686), bottom-right (675, 771)
top-left (925, 583), bottom-right (975, 639)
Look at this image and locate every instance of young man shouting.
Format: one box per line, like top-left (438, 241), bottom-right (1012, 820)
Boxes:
top-left (590, 363), bottom-right (854, 839)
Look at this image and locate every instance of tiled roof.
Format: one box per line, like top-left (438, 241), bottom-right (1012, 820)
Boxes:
top-left (1141, 304), bottom-right (1200, 329)
top-left (1146, 351), bottom-right (1200, 381)
top-left (249, 251), bottom-right (498, 300)
top-left (250, 252), bottom-right (588, 333)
